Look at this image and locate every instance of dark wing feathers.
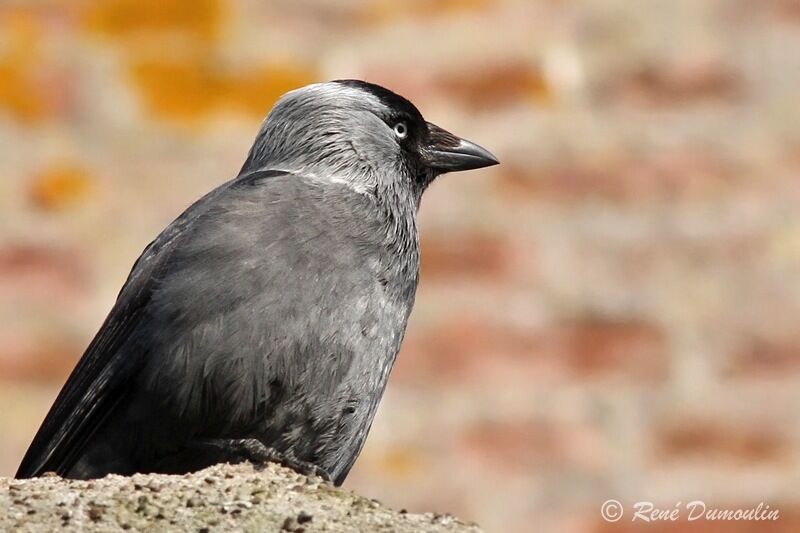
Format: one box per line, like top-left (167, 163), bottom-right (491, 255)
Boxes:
top-left (15, 170), bottom-right (289, 478)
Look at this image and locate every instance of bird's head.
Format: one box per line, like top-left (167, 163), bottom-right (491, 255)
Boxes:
top-left (241, 80), bottom-right (498, 199)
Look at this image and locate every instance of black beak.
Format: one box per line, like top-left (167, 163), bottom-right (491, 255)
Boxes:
top-left (424, 122), bottom-right (499, 173)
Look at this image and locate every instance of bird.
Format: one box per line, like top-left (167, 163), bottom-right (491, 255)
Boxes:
top-left (16, 80), bottom-right (498, 485)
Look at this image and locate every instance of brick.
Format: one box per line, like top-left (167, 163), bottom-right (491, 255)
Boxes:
top-left (457, 419), bottom-right (560, 472)
top-left (762, 0), bottom-right (800, 23)
top-left (550, 319), bottom-right (667, 381)
top-left (434, 61), bottom-right (554, 110)
top-left (420, 234), bottom-right (512, 281)
top-left (395, 318), bottom-right (522, 384)
top-left (395, 317), bottom-right (666, 385)
top-left (456, 418), bottom-right (607, 474)
top-left (655, 422), bottom-right (789, 464)
top-left (494, 149), bottom-right (739, 204)
top-left (0, 330), bottom-right (81, 382)
top-left (0, 244), bottom-right (88, 301)
top-left (725, 335), bottom-right (800, 378)
top-left (605, 58), bottom-right (743, 108)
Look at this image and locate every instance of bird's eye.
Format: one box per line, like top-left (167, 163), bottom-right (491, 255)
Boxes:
top-left (393, 122), bottom-right (408, 139)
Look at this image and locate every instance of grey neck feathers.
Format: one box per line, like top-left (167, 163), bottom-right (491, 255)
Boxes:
top-left (240, 84), bottom-right (424, 257)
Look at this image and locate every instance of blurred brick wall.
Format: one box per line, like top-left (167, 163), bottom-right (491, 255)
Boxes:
top-left (1, 1), bottom-right (800, 532)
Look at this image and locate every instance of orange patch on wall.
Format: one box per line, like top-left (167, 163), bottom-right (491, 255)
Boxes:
top-left (373, 448), bottom-right (424, 479)
top-left (29, 162), bottom-right (94, 211)
top-left (82, 0), bottom-right (224, 42)
top-left (227, 65), bottom-right (319, 118)
top-left (130, 57), bottom-right (318, 122)
top-left (0, 10), bottom-right (53, 123)
top-left (0, 62), bottom-right (47, 123)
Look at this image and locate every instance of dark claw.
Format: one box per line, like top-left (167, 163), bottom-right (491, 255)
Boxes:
top-left (225, 439), bottom-right (332, 482)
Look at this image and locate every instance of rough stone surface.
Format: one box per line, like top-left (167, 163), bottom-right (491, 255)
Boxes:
top-left (0, 463), bottom-right (481, 532)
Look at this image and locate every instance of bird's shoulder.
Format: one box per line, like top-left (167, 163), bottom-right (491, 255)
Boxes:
top-left (150, 169), bottom-right (398, 287)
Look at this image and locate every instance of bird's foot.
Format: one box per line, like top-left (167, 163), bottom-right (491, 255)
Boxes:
top-left (219, 438), bottom-right (332, 482)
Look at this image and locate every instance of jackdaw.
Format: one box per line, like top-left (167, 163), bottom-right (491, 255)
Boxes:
top-left (16, 80), bottom-right (498, 485)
